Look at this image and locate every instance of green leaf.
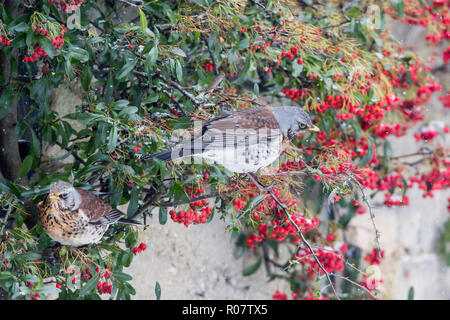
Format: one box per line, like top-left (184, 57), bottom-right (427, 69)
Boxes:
top-left (107, 125), bottom-right (118, 152)
top-left (169, 182), bottom-right (190, 203)
top-left (113, 271), bottom-right (133, 282)
top-left (346, 6), bottom-right (360, 19)
top-left (175, 59), bottom-right (183, 82)
top-left (390, 0), bottom-right (404, 19)
top-left (15, 252), bottom-right (41, 262)
top-left (170, 47), bottom-right (186, 58)
top-left (159, 207), bottom-right (167, 225)
top-left (38, 37), bottom-right (56, 59)
top-left (243, 258), bottom-right (262, 276)
top-left (145, 46), bottom-right (159, 70)
top-left (68, 46), bottom-right (89, 63)
top-left (292, 60), bottom-right (304, 77)
top-left (116, 57), bottom-right (137, 80)
top-left (30, 128), bottom-right (41, 160)
top-left (139, 9), bottom-right (148, 33)
top-left (18, 155), bottom-right (33, 179)
top-left (79, 272), bottom-right (100, 296)
top-left (155, 281), bottom-right (161, 300)
top-left (407, 286), bottom-right (414, 300)
top-left (81, 65), bottom-right (93, 91)
top-left (238, 38), bottom-right (250, 49)
top-left (127, 184), bottom-right (139, 216)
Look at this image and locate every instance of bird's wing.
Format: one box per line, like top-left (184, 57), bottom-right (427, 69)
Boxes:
top-left (205, 106), bottom-right (280, 131)
top-left (176, 106), bottom-right (281, 153)
top-left (76, 188), bottom-right (125, 226)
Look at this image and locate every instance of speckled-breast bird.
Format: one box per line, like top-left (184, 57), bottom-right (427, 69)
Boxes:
top-left (38, 181), bottom-right (138, 247)
top-left (143, 105), bottom-right (319, 173)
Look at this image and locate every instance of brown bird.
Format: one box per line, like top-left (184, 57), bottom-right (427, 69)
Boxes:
top-left (143, 105), bottom-right (319, 173)
top-left (38, 181), bottom-right (139, 247)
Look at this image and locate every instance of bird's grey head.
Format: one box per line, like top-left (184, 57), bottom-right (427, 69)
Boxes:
top-left (270, 106), bottom-right (319, 139)
top-left (48, 181), bottom-right (82, 211)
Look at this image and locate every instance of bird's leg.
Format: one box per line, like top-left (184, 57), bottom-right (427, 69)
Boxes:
top-left (246, 173), bottom-right (275, 192)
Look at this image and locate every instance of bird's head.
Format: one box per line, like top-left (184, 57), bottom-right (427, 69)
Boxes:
top-left (48, 181), bottom-right (82, 211)
top-left (270, 106), bottom-right (319, 139)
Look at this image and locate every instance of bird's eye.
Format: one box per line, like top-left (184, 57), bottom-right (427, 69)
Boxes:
top-left (299, 123), bottom-right (307, 130)
top-left (59, 193), bottom-right (68, 200)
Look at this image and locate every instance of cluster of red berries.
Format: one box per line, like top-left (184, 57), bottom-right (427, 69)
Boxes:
top-left (383, 193), bottom-right (410, 207)
top-left (281, 46), bottom-right (300, 60)
top-left (0, 36), bottom-right (11, 46)
top-left (444, 46), bottom-right (450, 64)
top-left (130, 242), bottom-right (147, 255)
top-left (272, 290), bottom-right (288, 300)
top-left (31, 23), bottom-right (50, 36)
top-left (49, 0), bottom-right (84, 12)
top-left (414, 123), bottom-right (449, 142)
top-left (51, 36), bottom-right (65, 49)
top-left (409, 166), bottom-right (450, 198)
top-left (359, 275), bottom-right (383, 292)
top-left (169, 199), bottom-right (212, 227)
top-left (439, 94), bottom-right (450, 108)
top-left (182, 175), bottom-right (208, 199)
top-left (388, 0), bottom-right (449, 47)
top-left (242, 187), bottom-right (321, 248)
top-left (364, 248), bottom-right (385, 265)
top-left (202, 60), bottom-right (214, 71)
top-left (281, 88), bottom-right (311, 101)
top-left (372, 123), bottom-right (406, 139)
top-left (133, 142), bottom-right (143, 152)
top-left (96, 267), bottom-right (113, 295)
top-left (97, 281), bottom-right (113, 295)
top-left (30, 23), bottom-right (66, 49)
top-left (23, 46), bottom-right (47, 63)
top-left (29, 292), bottom-right (40, 300)
top-left (295, 242), bottom-right (348, 277)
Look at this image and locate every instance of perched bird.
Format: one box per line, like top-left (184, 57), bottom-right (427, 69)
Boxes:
top-left (143, 105), bottom-right (319, 173)
top-left (38, 181), bottom-right (138, 247)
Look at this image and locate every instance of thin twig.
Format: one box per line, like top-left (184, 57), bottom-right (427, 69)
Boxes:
top-left (268, 189), bottom-right (340, 300)
top-left (0, 205), bottom-right (12, 234)
top-left (325, 274), bottom-right (377, 300)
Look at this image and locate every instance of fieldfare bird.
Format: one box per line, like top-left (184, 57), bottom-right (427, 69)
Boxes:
top-left (143, 105), bottom-right (319, 173)
top-left (38, 181), bottom-right (138, 247)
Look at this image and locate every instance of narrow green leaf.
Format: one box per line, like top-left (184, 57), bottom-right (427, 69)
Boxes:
top-left (243, 258), bottom-right (262, 276)
top-left (113, 271), bottom-right (133, 282)
top-left (18, 155), bottom-right (33, 179)
top-left (107, 125), bottom-right (118, 152)
top-left (79, 272), bottom-right (100, 296)
top-left (155, 281), bottom-right (161, 300)
top-left (139, 9), bottom-right (148, 33)
top-left (127, 184), bottom-right (139, 216)
top-left (159, 207), bottom-right (167, 225)
top-left (170, 183), bottom-right (190, 203)
top-left (407, 286), bottom-right (414, 300)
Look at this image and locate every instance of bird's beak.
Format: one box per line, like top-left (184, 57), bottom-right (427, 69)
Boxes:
top-left (49, 193), bottom-right (59, 200)
top-left (308, 125), bottom-right (320, 132)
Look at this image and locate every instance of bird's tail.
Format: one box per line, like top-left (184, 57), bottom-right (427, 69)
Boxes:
top-left (141, 149), bottom-right (173, 162)
top-left (141, 147), bottom-right (190, 162)
top-left (118, 217), bottom-right (144, 226)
